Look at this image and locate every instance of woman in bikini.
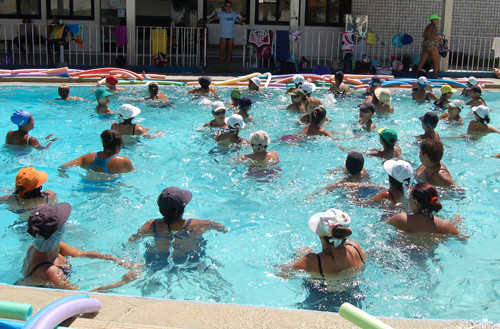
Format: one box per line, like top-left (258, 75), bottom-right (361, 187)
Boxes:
top-left (299, 97), bottom-right (324, 124)
top-left (239, 130), bottom-right (280, 166)
top-left (203, 101), bottom-right (229, 129)
top-left (415, 139), bottom-right (455, 187)
top-left (5, 110), bottom-right (57, 149)
top-left (20, 203), bottom-right (142, 290)
top-left (0, 167), bottom-right (57, 221)
top-left (467, 105), bottom-right (499, 136)
top-left (386, 183), bottom-right (459, 235)
top-left (328, 71), bottom-right (352, 96)
top-left (129, 187), bottom-right (227, 269)
top-left (111, 104), bottom-right (153, 140)
top-left (286, 208), bottom-right (365, 278)
top-left (285, 88), bottom-right (307, 113)
top-left (56, 84), bottom-right (83, 101)
top-left (215, 113), bottom-right (249, 145)
top-left (416, 15), bottom-right (444, 79)
top-left (60, 130), bottom-right (134, 175)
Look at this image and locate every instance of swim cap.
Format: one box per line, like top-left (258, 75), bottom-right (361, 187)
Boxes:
top-left (11, 110), bottom-right (31, 127)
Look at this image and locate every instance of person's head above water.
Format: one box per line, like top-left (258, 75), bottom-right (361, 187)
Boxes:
top-left (309, 208), bottom-right (352, 246)
top-left (249, 77), bottom-right (261, 89)
top-left (334, 71), bottom-right (344, 82)
top-left (249, 130), bottom-right (270, 152)
top-left (310, 107), bottom-right (327, 125)
top-left (106, 75), bottom-right (118, 87)
top-left (28, 203), bottom-right (71, 252)
top-left (148, 81), bottom-right (159, 96)
top-left (420, 112), bottom-right (439, 129)
top-left (345, 151), bottom-right (364, 176)
top-left (410, 182), bottom-right (442, 216)
top-left (231, 88), bottom-right (242, 100)
top-left (95, 88), bottom-right (113, 101)
top-left (384, 159), bottom-right (413, 197)
top-left (15, 167), bottom-right (48, 198)
top-left (292, 74), bottom-right (305, 87)
top-left (377, 128), bottom-right (397, 147)
top-left (198, 76), bottom-right (212, 89)
top-left (239, 96), bottom-right (255, 110)
top-left (420, 139), bottom-right (444, 163)
top-left (417, 76), bottom-right (428, 88)
top-left (101, 129), bottom-right (123, 151)
top-left (11, 110), bottom-right (32, 127)
top-left (157, 186), bottom-right (192, 221)
top-left (225, 113), bottom-right (246, 131)
top-left (58, 84), bottom-right (70, 99)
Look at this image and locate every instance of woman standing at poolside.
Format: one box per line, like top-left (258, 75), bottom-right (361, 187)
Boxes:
top-left (416, 14), bottom-right (444, 79)
top-left (20, 203), bottom-right (141, 290)
top-left (6, 110), bottom-right (57, 149)
top-left (467, 105), bottom-right (499, 136)
top-left (415, 139), bottom-right (454, 187)
top-left (285, 208), bottom-right (365, 278)
top-left (386, 183), bottom-right (459, 235)
top-left (60, 130), bottom-right (134, 175)
top-left (207, 1), bottom-right (244, 72)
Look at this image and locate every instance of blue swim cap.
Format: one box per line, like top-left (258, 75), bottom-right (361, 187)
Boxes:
top-left (11, 110), bottom-right (31, 127)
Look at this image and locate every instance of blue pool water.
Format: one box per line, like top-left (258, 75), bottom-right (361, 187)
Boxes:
top-left (0, 84), bottom-right (499, 322)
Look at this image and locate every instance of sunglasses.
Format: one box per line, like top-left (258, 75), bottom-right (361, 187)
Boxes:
top-left (212, 110), bottom-right (226, 115)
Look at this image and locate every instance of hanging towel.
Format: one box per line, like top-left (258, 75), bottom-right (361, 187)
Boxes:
top-left (342, 32), bottom-right (354, 52)
top-left (367, 32), bottom-right (376, 45)
top-left (275, 30), bottom-right (289, 59)
top-left (492, 37), bottom-right (500, 58)
top-left (114, 26), bottom-right (128, 48)
top-left (66, 24), bottom-right (84, 48)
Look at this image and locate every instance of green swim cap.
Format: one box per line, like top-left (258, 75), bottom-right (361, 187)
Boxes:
top-left (428, 14), bottom-right (442, 22)
top-left (378, 128), bottom-right (397, 146)
top-left (231, 88), bottom-right (242, 100)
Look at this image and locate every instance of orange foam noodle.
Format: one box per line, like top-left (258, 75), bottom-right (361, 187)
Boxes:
top-left (185, 81), bottom-right (199, 86)
top-left (387, 85), bottom-right (412, 89)
top-left (344, 78), bottom-right (363, 85)
top-left (344, 74), bottom-right (394, 79)
top-left (145, 74), bottom-right (167, 79)
top-left (43, 67), bottom-right (68, 74)
top-left (276, 77), bottom-right (293, 83)
top-left (353, 84), bottom-right (368, 89)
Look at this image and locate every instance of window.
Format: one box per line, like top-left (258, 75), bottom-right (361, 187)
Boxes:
top-left (48, 0), bottom-right (94, 20)
top-left (256, 0), bottom-right (291, 25)
top-left (305, 0), bottom-right (351, 26)
top-left (0, 0), bottom-right (41, 18)
top-left (205, 0), bottom-right (249, 23)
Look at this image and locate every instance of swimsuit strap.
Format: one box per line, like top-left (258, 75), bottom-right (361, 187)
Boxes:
top-left (26, 136), bottom-right (31, 146)
top-left (152, 219), bottom-right (162, 238)
top-left (345, 243), bottom-right (366, 265)
top-left (316, 254), bottom-right (325, 278)
top-left (425, 165), bottom-right (443, 183)
top-left (24, 261), bottom-right (54, 280)
top-left (132, 124), bottom-right (136, 135)
top-left (181, 218), bottom-right (192, 230)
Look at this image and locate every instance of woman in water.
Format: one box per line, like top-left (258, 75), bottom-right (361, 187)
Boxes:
top-left (414, 139), bottom-right (454, 187)
top-left (412, 76), bottom-right (437, 103)
top-left (386, 183), bottom-right (459, 235)
top-left (286, 88), bottom-right (307, 113)
top-left (465, 86), bottom-right (486, 107)
top-left (129, 187), bottom-right (227, 268)
top-left (369, 160), bottom-right (413, 205)
top-left (301, 107), bottom-right (337, 140)
top-left (467, 105), bottom-right (499, 136)
top-left (111, 104), bottom-right (153, 139)
top-left (286, 208), bottom-right (365, 278)
top-left (56, 84), bottom-right (83, 101)
top-left (0, 167), bottom-right (57, 221)
top-left (439, 100), bottom-right (464, 124)
top-left (60, 130), bottom-right (134, 175)
top-left (95, 88), bottom-right (114, 115)
top-left (433, 84), bottom-right (456, 109)
top-left (215, 113), bottom-right (249, 145)
top-left (145, 82), bottom-right (169, 101)
top-left (328, 71), bottom-right (352, 96)
top-left (417, 112), bottom-right (440, 141)
top-left (5, 110), bottom-right (57, 149)
top-left (371, 88), bottom-right (393, 114)
top-left (240, 130), bottom-right (280, 166)
top-left (367, 128), bottom-right (402, 159)
top-left (19, 203), bottom-right (141, 290)
top-left (358, 102), bottom-right (376, 132)
top-left (203, 101), bottom-right (228, 129)
top-left (189, 76), bottom-right (217, 95)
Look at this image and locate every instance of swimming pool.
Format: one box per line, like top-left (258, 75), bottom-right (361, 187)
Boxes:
top-left (0, 84), bottom-right (499, 322)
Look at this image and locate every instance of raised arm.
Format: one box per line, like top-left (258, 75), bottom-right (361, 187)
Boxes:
top-left (59, 242), bottom-right (142, 269)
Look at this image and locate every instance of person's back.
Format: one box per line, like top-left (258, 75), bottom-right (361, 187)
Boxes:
top-left (6, 110), bottom-right (56, 149)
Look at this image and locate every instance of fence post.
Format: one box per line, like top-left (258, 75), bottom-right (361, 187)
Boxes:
top-left (440, 0), bottom-right (453, 72)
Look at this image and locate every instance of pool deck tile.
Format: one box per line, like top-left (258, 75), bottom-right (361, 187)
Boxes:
top-left (0, 284), bottom-right (498, 329)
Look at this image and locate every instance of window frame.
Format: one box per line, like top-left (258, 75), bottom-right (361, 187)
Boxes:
top-left (255, 0), bottom-right (292, 26)
top-left (47, 0), bottom-right (95, 21)
top-left (304, 0), bottom-right (351, 27)
top-left (0, 0), bottom-right (41, 19)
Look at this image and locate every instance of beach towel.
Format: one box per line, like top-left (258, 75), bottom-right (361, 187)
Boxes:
top-left (342, 32), bottom-right (354, 52)
top-left (48, 24), bottom-right (70, 42)
top-left (492, 37), bottom-right (500, 58)
top-left (114, 26), bottom-right (128, 48)
top-left (66, 24), bottom-right (84, 48)
top-left (248, 29), bottom-right (271, 48)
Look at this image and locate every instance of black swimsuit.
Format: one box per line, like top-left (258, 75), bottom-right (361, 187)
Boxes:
top-left (23, 261), bottom-right (72, 280)
top-left (316, 243), bottom-right (365, 278)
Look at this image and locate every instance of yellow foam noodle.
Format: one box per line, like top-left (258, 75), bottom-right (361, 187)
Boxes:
top-left (213, 72), bottom-right (262, 86)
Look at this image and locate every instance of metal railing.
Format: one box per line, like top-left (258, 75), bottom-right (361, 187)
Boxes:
top-left (0, 23), bottom-right (206, 68)
top-left (241, 28), bottom-right (500, 73)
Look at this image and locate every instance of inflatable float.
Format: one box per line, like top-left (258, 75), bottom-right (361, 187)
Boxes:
top-left (0, 301), bottom-right (32, 321)
top-left (339, 302), bottom-right (394, 329)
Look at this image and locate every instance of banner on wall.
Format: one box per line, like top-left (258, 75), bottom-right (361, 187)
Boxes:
top-left (345, 15), bottom-right (368, 38)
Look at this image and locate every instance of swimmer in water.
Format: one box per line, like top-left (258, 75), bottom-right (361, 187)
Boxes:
top-left (285, 74), bottom-right (305, 94)
top-left (417, 112), bottom-right (441, 141)
top-left (215, 113), bottom-right (249, 145)
top-left (228, 88), bottom-right (242, 108)
top-left (357, 102), bottom-right (376, 132)
top-left (94, 88), bottom-right (114, 115)
top-left (55, 84), bottom-right (83, 101)
top-left (465, 86), bottom-right (486, 107)
top-left (412, 76), bottom-right (437, 103)
top-left (366, 128), bottom-right (402, 159)
top-left (368, 159), bottom-right (413, 205)
top-left (248, 76), bottom-right (261, 92)
top-left (433, 84), bottom-right (456, 109)
top-left (285, 88), bottom-right (307, 113)
top-left (370, 88), bottom-right (393, 115)
top-left (282, 208), bottom-right (365, 279)
top-left (439, 99), bottom-right (464, 124)
top-left (60, 129), bottom-right (134, 175)
top-left (386, 182), bottom-right (459, 235)
top-left (234, 96), bottom-right (255, 122)
top-left (0, 167), bottom-right (57, 221)
top-left (111, 104), bottom-right (155, 139)
top-left (300, 107), bottom-right (338, 140)
top-left (467, 105), bottom-right (499, 136)
top-left (414, 139), bottom-right (454, 188)
top-left (239, 130), bottom-right (279, 166)
top-left (299, 96), bottom-right (324, 124)
top-left (5, 110), bottom-right (57, 149)
top-left (203, 101), bottom-right (229, 129)
top-left (19, 203), bottom-right (142, 290)
top-left (328, 71), bottom-right (352, 96)
top-left (189, 76), bottom-right (217, 95)
top-left (362, 76), bottom-right (382, 97)
top-left (145, 82), bottom-right (169, 101)
top-left (324, 152), bottom-right (369, 192)
top-left (98, 74), bottom-right (125, 92)
top-left (460, 76), bottom-right (478, 98)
